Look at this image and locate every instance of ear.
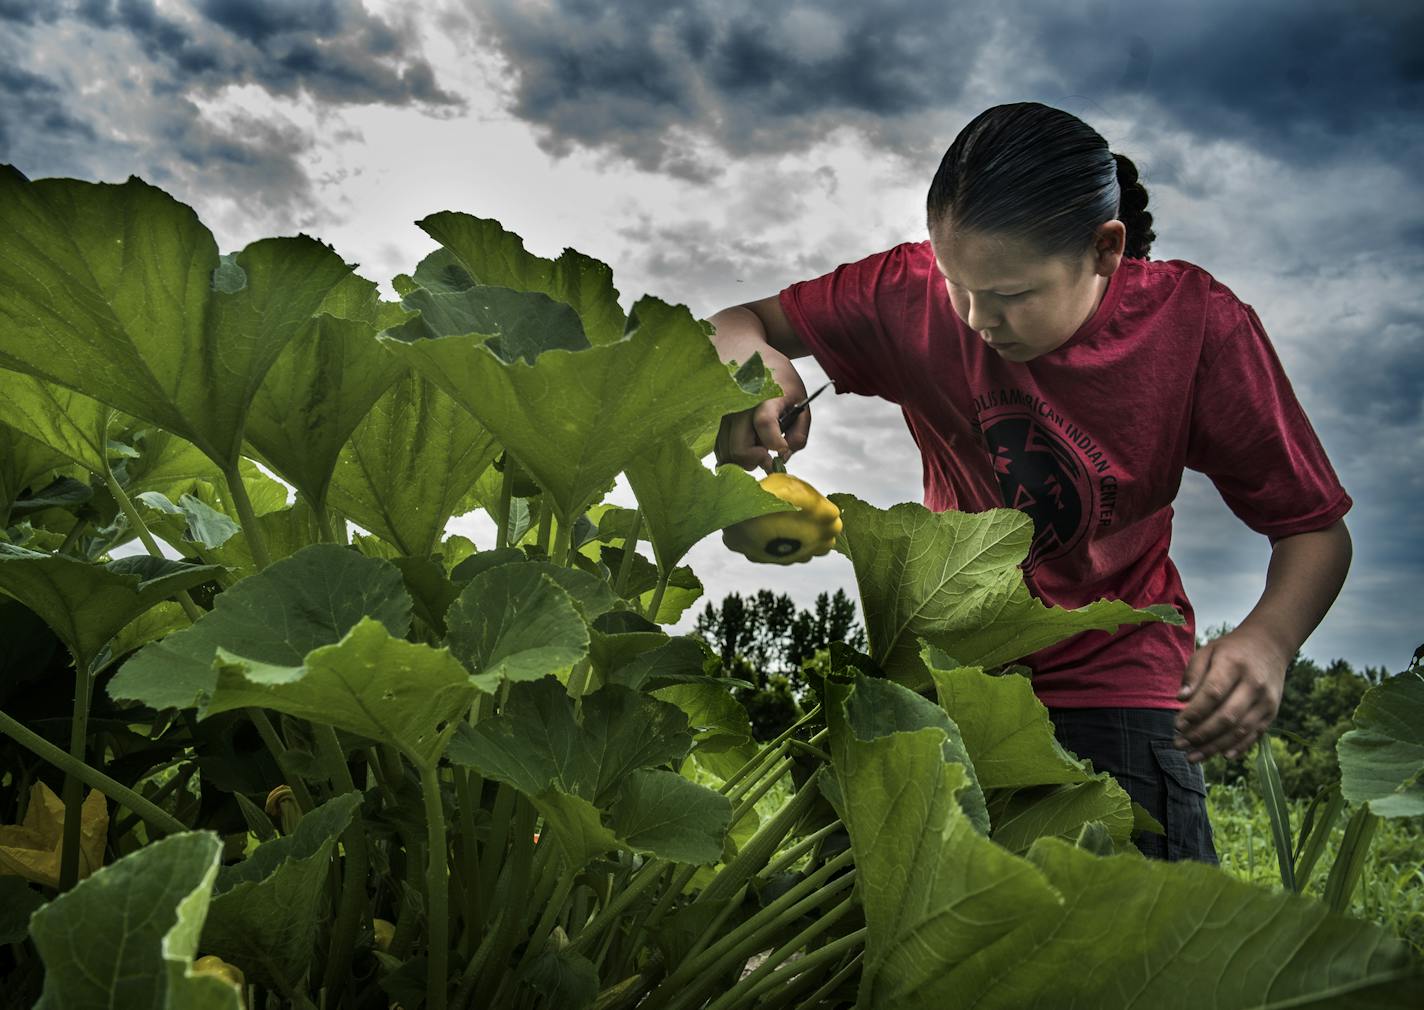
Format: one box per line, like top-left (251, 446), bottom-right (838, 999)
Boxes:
top-left (1095, 220), bottom-right (1127, 269)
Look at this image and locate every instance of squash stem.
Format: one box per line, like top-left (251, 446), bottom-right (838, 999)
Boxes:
top-left (420, 761), bottom-right (452, 1010)
top-left (645, 570), bottom-right (671, 625)
top-left (99, 463), bottom-right (205, 624)
top-left (222, 464), bottom-right (272, 570)
top-left (612, 508), bottom-right (643, 597)
top-left (57, 657), bottom-right (93, 892)
top-left (495, 460), bottom-right (515, 550)
top-left (315, 725), bottom-right (371, 999)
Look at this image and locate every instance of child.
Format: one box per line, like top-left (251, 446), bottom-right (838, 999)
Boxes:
top-left (709, 101), bottom-right (1353, 862)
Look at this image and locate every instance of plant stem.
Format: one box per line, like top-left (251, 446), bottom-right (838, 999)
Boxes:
top-left (612, 508), bottom-right (642, 597)
top-left (455, 768), bottom-right (483, 949)
top-left (707, 919), bottom-right (866, 1010)
top-left (248, 708), bottom-right (315, 811)
top-left (313, 500), bottom-right (337, 544)
top-left (534, 498), bottom-right (553, 558)
top-left (54, 656), bottom-right (95, 892)
top-left (420, 762), bottom-right (451, 1010)
top-left (315, 726), bottom-right (370, 999)
top-left (553, 510), bottom-right (574, 568)
top-left (647, 850), bottom-right (856, 1010)
top-left (644, 570), bottom-right (671, 625)
top-left (223, 464), bottom-right (271, 570)
top-left (495, 462), bottom-right (514, 550)
top-left (111, 762), bottom-right (197, 838)
top-left (57, 516), bottom-right (91, 556)
top-left (700, 896), bottom-right (859, 1010)
top-left (566, 856), bottom-right (671, 957)
top-left (0, 707), bottom-right (186, 835)
top-left (762, 949), bottom-right (863, 1010)
top-left (99, 465), bottom-right (205, 624)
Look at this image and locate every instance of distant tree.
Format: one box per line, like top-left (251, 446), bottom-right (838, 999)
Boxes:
top-left (693, 588), bottom-right (866, 739)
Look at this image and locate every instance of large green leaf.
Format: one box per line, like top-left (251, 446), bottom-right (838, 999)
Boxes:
top-left (381, 296), bottom-right (777, 525)
top-left (986, 779), bottom-right (1136, 855)
top-left (829, 674), bottom-right (989, 836)
top-left (108, 544), bottom-right (410, 711)
top-left (0, 420), bottom-right (69, 522)
top-left (29, 831), bottom-right (243, 1009)
top-left (391, 284), bottom-right (591, 363)
top-left (205, 618), bottom-right (478, 770)
top-left (244, 302), bottom-right (405, 511)
top-left (830, 495), bottom-right (1181, 687)
top-left (327, 368), bottom-right (499, 557)
top-left (444, 561), bottom-right (590, 689)
top-left (833, 687), bottom-right (1424, 1008)
top-left (0, 170), bottom-right (353, 470)
top-left (447, 678), bottom-right (728, 868)
top-left (1338, 670), bottom-right (1424, 818)
top-left (0, 545), bottom-right (221, 673)
top-left (624, 437), bottom-right (795, 574)
top-left (927, 657), bottom-right (1097, 790)
top-left (418, 212), bottom-right (626, 346)
top-left (0, 371), bottom-right (116, 474)
top-left (202, 793), bottom-right (361, 989)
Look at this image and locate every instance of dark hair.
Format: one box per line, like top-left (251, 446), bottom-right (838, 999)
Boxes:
top-left (926, 102), bottom-right (1156, 261)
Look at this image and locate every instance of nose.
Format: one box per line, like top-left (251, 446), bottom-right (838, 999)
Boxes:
top-left (962, 295), bottom-right (1000, 333)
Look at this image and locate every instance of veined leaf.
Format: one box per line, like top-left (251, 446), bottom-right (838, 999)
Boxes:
top-left (202, 793), bottom-right (362, 988)
top-left (1338, 670), bottom-right (1424, 817)
top-left (245, 305), bottom-right (405, 512)
top-left (391, 284), bottom-right (591, 363)
top-left (0, 544), bottom-right (222, 673)
top-left (418, 212), bottom-right (626, 345)
top-left (624, 437), bottom-right (795, 575)
top-left (206, 618), bottom-right (478, 770)
top-left (29, 831), bottom-right (243, 1009)
top-left (444, 561), bottom-right (590, 690)
top-left (108, 544), bottom-right (411, 712)
top-left (0, 170), bottom-right (354, 471)
top-left (927, 656), bottom-right (1097, 790)
top-left (381, 296), bottom-right (778, 526)
top-left (0, 371), bottom-right (116, 475)
top-left (327, 368), bottom-right (499, 557)
top-left (0, 421), bottom-right (70, 521)
top-left (830, 495), bottom-right (1181, 688)
top-left (447, 678), bottom-right (728, 868)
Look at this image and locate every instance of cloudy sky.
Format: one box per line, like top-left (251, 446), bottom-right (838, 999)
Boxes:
top-left (3, 0), bottom-right (1420, 677)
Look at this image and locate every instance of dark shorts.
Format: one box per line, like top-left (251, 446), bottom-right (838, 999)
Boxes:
top-left (1047, 707), bottom-right (1219, 864)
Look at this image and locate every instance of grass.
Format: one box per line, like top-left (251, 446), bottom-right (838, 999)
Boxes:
top-left (1205, 778), bottom-right (1424, 956)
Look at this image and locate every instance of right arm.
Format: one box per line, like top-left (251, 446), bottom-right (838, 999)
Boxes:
top-left (707, 294), bottom-right (814, 472)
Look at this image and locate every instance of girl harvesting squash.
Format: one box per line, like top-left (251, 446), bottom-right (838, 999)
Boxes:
top-left (709, 101), bottom-right (1353, 863)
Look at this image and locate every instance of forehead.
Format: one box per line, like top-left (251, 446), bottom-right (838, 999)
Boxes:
top-left (930, 229), bottom-right (1052, 289)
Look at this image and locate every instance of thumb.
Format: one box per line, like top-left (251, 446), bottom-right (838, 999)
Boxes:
top-left (1179, 642), bottom-right (1213, 701)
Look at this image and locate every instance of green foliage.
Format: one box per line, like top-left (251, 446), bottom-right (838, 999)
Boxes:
top-left (0, 169), bottom-right (1420, 1009)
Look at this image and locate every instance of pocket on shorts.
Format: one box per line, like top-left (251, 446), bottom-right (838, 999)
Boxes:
top-left (1149, 738), bottom-right (1218, 864)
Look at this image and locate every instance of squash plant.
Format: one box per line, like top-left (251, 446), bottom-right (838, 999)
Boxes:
top-left (0, 167), bottom-right (1421, 1009)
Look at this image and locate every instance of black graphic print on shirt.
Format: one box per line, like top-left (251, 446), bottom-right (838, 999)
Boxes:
top-left (970, 388), bottom-right (1119, 574)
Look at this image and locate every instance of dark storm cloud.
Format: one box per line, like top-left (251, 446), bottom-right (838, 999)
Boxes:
top-left (66, 0), bottom-right (464, 107)
top-left (459, 0), bottom-right (994, 171)
top-left (0, 64), bottom-right (97, 154)
top-left (0, 1), bottom-right (464, 235)
top-left (460, 0), bottom-right (1422, 173)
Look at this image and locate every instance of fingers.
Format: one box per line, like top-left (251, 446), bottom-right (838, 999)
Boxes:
top-left (715, 409), bottom-right (774, 471)
top-left (785, 403), bottom-right (812, 454)
top-left (752, 400), bottom-right (791, 459)
top-left (1175, 646), bottom-right (1283, 762)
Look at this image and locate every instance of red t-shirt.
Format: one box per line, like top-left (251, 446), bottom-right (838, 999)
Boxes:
top-left (780, 242), bottom-right (1352, 709)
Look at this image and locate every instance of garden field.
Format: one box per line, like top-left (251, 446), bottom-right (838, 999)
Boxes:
top-left (1, 168), bottom-right (1422, 1008)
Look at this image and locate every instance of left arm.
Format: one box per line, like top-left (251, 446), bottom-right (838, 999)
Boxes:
top-left (1174, 518), bottom-right (1353, 762)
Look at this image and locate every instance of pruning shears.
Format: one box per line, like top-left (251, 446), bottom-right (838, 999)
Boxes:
top-left (777, 381), bottom-right (831, 433)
